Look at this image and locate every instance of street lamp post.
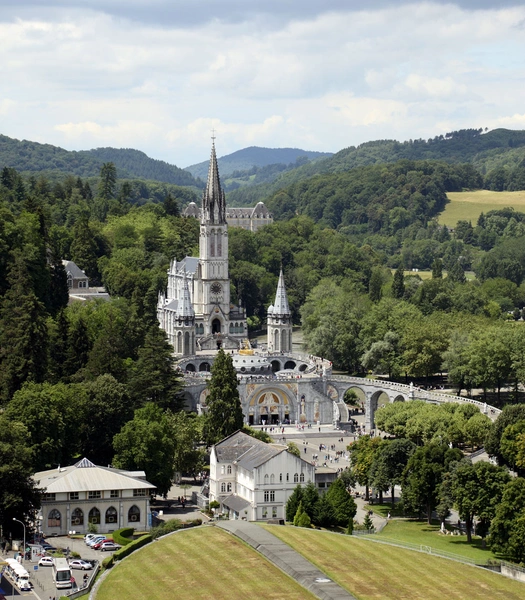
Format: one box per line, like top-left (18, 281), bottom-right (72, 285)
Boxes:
top-left (12, 518), bottom-right (26, 562)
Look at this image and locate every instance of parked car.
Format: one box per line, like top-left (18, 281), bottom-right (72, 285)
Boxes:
top-left (38, 556), bottom-right (54, 567)
top-left (99, 542), bottom-right (121, 552)
top-left (84, 534), bottom-right (97, 544)
top-left (40, 543), bottom-right (57, 552)
top-left (87, 536), bottom-right (106, 547)
top-left (69, 559), bottom-right (93, 570)
top-left (92, 539), bottom-right (112, 550)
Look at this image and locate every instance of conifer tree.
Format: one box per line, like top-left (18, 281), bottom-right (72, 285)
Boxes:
top-left (286, 484), bottom-right (304, 522)
top-left (48, 309), bottom-right (70, 382)
top-left (346, 517), bottom-right (354, 535)
top-left (0, 253), bottom-right (48, 403)
top-left (128, 325), bottom-right (183, 411)
top-left (325, 478), bottom-right (357, 527)
top-left (203, 349), bottom-right (243, 445)
top-left (48, 244), bottom-right (69, 316)
top-left (294, 501), bottom-right (311, 528)
top-left (301, 480), bottom-right (320, 520)
top-left (64, 317), bottom-right (91, 378)
top-left (431, 258), bottom-right (443, 279)
top-left (448, 260), bottom-right (467, 284)
top-left (363, 512), bottom-right (374, 532)
top-left (391, 265), bottom-right (405, 299)
top-left (70, 216), bottom-right (100, 282)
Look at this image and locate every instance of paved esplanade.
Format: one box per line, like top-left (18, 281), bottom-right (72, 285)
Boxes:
top-left (217, 521), bottom-right (356, 600)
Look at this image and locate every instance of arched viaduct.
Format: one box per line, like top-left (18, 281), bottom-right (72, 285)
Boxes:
top-left (180, 371), bottom-right (500, 432)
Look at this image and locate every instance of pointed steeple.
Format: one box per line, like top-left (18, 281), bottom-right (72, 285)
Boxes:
top-left (176, 270), bottom-right (195, 319)
top-left (272, 270), bottom-right (290, 315)
top-left (201, 138), bottom-right (226, 225)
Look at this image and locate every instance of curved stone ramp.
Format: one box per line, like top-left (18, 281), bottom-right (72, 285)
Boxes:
top-left (216, 521), bottom-right (356, 600)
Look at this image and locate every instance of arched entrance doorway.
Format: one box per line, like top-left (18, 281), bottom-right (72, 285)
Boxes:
top-left (212, 318), bottom-right (221, 334)
top-left (248, 389), bottom-right (292, 425)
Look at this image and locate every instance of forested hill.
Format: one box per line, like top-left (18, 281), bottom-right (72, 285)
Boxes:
top-left (185, 146), bottom-right (333, 179)
top-left (87, 148), bottom-right (203, 187)
top-left (0, 135), bottom-right (204, 188)
top-left (266, 160), bottom-right (482, 232)
top-left (227, 128), bottom-right (525, 206)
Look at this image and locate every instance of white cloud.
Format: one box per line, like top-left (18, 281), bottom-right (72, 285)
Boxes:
top-left (1, 2), bottom-right (525, 165)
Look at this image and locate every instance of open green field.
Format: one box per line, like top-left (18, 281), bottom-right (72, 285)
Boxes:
top-left (261, 524), bottom-right (525, 600)
top-left (399, 270), bottom-right (476, 281)
top-left (440, 190), bottom-right (525, 228)
top-left (375, 518), bottom-right (492, 562)
top-left (96, 526), bottom-right (316, 600)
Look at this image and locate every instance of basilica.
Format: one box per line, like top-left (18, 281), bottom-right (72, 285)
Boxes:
top-left (157, 141), bottom-right (291, 356)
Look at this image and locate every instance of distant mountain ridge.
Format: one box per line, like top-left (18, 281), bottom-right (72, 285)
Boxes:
top-left (0, 135), bottom-right (204, 188)
top-left (184, 146), bottom-right (333, 179)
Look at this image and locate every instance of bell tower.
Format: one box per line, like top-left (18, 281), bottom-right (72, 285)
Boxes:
top-left (193, 137), bottom-right (231, 336)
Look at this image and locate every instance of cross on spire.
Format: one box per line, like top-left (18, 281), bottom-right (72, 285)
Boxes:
top-left (211, 128), bottom-right (216, 143)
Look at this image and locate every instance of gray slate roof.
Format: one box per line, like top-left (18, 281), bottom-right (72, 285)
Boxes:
top-left (178, 256), bottom-right (199, 275)
top-left (222, 494), bottom-right (251, 512)
top-left (214, 431), bottom-right (286, 469)
top-left (34, 457), bottom-right (156, 494)
top-left (62, 260), bottom-right (88, 279)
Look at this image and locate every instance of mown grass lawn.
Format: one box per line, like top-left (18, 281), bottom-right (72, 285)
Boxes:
top-left (96, 526), bottom-right (316, 600)
top-left (440, 190), bottom-right (525, 227)
top-left (376, 518), bottom-right (493, 563)
top-left (260, 524), bottom-right (525, 600)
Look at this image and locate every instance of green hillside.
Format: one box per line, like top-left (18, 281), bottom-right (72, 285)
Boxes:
top-left (228, 128), bottom-right (525, 206)
top-left (0, 134), bottom-right (204, 188)
top-left (265, 159), bottom-right (481, 231)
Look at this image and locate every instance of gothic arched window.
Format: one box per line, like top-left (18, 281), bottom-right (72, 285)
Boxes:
top-left (71, 508), bottom-right (83, 526)
top-left (105, 506), bottom-right (118, 524)
top-left (88, 507), bottom-right (100, 524)
top-left (128, 505), bottom-right (140, 523)
top-left (48, 509), bottom-right (61, 528)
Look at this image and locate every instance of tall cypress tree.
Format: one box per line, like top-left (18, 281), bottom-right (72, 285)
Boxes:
top-left (391, 265), bottom-right (405, 299)
top-left (204, 349), bottom-right (243, 445)
top-left (0, 253), bottom-right (48, 403)
top-left (48, 309), bottom-right (70, 382)
top-left (64, 317), bottom-right (91, 378)
top-left (70, 216), bottom-right (100, 283)
top-left (48, 243), bottom-right (69, 316)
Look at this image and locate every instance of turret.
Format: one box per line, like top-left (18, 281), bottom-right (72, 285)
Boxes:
top-left (267, 270), bottom-right (292, 353)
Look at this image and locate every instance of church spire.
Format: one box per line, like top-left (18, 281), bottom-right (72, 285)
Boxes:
top-left (176, 271), bottom-right (195, 319)
top-left (272, 269), bottom-right (290, 316)
top-left (201, 136), bottom-right (226, 225)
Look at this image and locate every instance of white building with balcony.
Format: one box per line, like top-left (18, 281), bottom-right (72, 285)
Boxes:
top-left (209, 431), bottom-right (316, 521)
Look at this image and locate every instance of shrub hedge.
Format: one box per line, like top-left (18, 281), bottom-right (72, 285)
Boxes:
top-left (112, 527), bottom-right (135, 546)
top-left (103, 534), bottom-right (153, 569)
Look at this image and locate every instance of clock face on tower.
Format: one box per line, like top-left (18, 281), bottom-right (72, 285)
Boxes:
top-left (210, 282), bottom-right (222, 295)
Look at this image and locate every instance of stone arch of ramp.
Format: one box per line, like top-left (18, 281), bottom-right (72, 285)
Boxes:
top-left (246, 385), bottom-right (297, 425)
top-left (178, 391), bottom-right (198, 412)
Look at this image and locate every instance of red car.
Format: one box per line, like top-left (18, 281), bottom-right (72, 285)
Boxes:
top-left (92, 539), bottom-right (112, 550)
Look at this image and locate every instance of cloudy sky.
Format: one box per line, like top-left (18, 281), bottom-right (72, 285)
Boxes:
top-left (1, 0), bottom-right (525, 167)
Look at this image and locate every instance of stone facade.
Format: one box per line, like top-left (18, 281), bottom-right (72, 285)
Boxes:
top-left (209, 431), bottom-right (315, 521)
top-left (184, 201), bottom-right (273, 232)
top-left (158, 141), bottom-right (248, 355)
